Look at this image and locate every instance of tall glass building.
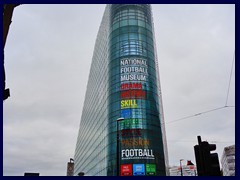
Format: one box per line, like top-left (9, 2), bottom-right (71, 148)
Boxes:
top-left (74, 4), bottom-right (169, 176)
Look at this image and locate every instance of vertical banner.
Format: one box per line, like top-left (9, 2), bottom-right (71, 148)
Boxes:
top-left (119, 58), bottom-right (155, 176)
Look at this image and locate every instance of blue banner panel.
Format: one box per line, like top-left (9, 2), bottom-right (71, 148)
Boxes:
top-left (133, 164), bottom-right (145, 176)
top-left (121, 109), bottom-right (132, 118)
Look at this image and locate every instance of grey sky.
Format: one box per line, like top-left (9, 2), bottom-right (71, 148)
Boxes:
top-left (3, 4), bottom-right (235, 176)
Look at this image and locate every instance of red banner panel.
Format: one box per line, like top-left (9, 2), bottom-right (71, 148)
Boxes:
top-left (121, 89), bottom-right (146, 99)
top-left (121, 164), bottom-right (133, 176)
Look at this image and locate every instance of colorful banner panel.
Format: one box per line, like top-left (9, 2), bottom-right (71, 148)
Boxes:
top-left (121, 164), bottom-right (132, 176)
top-left (133, 164), bottom-right (145, 176)
top-left (121, 108), bottom-right (146, 119)
top-left (146, 164), bottom-right (156, 176)
top-left (119, 118), bottom-right (143, 129)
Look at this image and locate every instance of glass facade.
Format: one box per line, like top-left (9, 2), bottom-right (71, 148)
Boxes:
top-left (74, 4), bottom-right (169, 176)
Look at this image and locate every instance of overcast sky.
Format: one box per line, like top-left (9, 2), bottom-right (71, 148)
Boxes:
top-left (3, 4), bottom-right (235, 176)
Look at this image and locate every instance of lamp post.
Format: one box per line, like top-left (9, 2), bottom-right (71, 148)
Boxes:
top-left (116, 117), bottom-right (124, 176)
top-left (180, 159), bottom-right (184, 176)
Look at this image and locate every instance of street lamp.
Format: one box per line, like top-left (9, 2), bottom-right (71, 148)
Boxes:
top-left (180, 159), bottom-right (184, 176)
top-left (70, 158), bottom-right (74, 163)
top-left (116, 117), bottom-right (124, 176)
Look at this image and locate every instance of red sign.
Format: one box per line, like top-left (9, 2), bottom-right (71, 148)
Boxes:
top-left (121, 83), bottom-right (142, 90)
top-left (121, 129), bottom-right (142, 137)
top-left (189, 165), bottom-right (195, 169)
top-left (121, 164), bottom-right (133, 176)
top-left (121, 89), bottom-right (146, 99)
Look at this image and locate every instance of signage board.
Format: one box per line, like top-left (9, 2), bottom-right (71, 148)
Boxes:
top-left (121, 108), bottom-right (146, 119)
top-left (146, 164), bottom-right (156, 176)
top-left (121, 99), bottom-right (138, 109)
top-left (121, 83), bottom-right (142, 90)
top-left (121, 109), bottom-right (132, 118)
top-left (121, 129), bottom-right (142, 137)
top-left (133, 164), bottom-right (145, 176)
top-left (121, 89), bottom-right (146, 99)
top-left (121, 138), bottom-right (150, 147)
top-left (121, 164), bottom-right (132, 176)
top-left (120, 118), bottom-right (142, 129)
top-left (121, 149), bottom-right (154, 160)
